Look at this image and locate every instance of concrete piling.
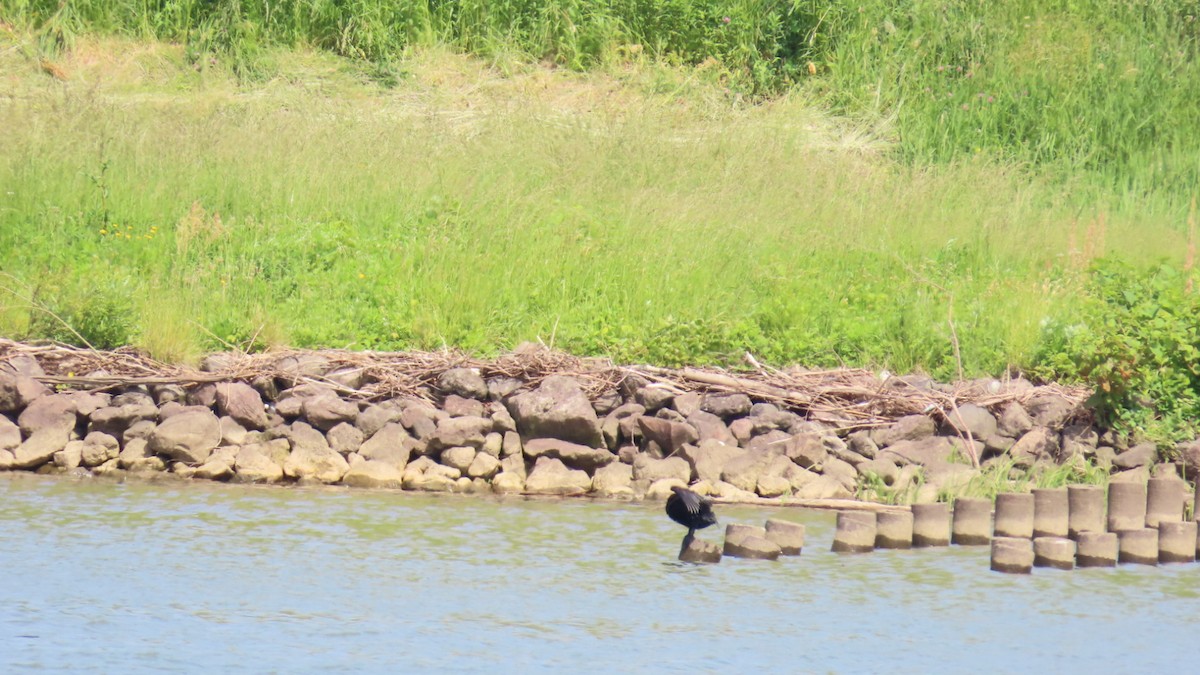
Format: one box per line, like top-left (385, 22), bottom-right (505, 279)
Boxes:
top-left (1157, 520), bottom-right (1197, 564)
top-left (1068, 485), bottom-right (1107, 539)
top-left (764, 518), bottom-right (805, 556)
top-left (993, 492), bottom-right (1034, 539)
top-left (952, 497), bottom-right (992, 545)
top-left (679, 534), bottom-right (722, 563)
top-left (875, 510), bottom-right (914, 549)
top-left (1075, 531), bottom-right (1119, 567)
top-left (1032, 536), bottom-right (1076, 570)
top-left (1032, 488), bottom-right (1069, 538)
top-left (990, 537), bottom-right (1034, 574)
top-left (831, 511), bottom-right (877, 553)
top-left (1145, 477), bottom-right (1184, 528)
top-left (1117, 528), bottom-right (1159, 565)
top-left (723, 524), bottom-right (782, 560)
top-left (911, 503), bottom-right (951, 547)
top-left (1107, 482), bottom-right (1147, 533)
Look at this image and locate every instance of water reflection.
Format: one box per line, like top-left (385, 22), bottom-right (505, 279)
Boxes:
top-left (1, 473), bottom-right (1198, 672)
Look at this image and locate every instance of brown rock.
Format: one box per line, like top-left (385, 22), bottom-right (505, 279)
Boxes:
top-left (12, 426), bottom-right (70, 469)
top-left (679, 439), bottom-right (744, 483)
top-left (794, 474), bottom-right (853, 500)
top-left (0, 372), bottom-right (50, 413)
top-left (1008, 427), bottom-right (1061, 467)
top-left (467, 452), bottom-right (501, 479)
top-left (233, 444), bottom-right (285, 483)
top-left (783, 433), bottom-right (827, 469)
top-left (17, 393), bottom-right (78, 435)
top-left (148, 409), bottom-right (222, 464)
top-left (632, 455), bottom-right (691, 483)
top-left (215, 382), bottom-right (267, 429)
top-left (701, 393), bottom-right (752, 419)
top-left (1026, 394), bottom-right (1078, 428)
top-left (427, 415), bottom-right (493, 451)
top-left (326, 422), bottom-right (364, 455)
top-left (342, 460), bottom-right (404, 488)
top-left (506, 376), bottom-right (603, 447)
top-left (687, 410), bottom-right (736, 445)
top-left (1113, 442), bottom-right (1156, 469)
top-left (720, 450), bottom-right (792, 493)
top-left (523, 437), bottom-right (616, 473)
top-left (283, 422), bottom-right (349, 483)
top-left (873, 414), bottom-right (937, 448)
top-left (637, 416), bottom-right (698, 455)
top-left (879, 436), bottom-right (958, 466)
top-left (355, 403), bottom-right (404, 438)
top-left (302, 395), bottom-right (359, 431)
top-left (0, 415), bottom-right (21, 452)
top-left (437, 368), bottom-right (489, 400)
top-left (443, 394), bottom-right (485, 418)
top-left (756, 475), bottom-right (792, 498)
top-left (80, 431), bottom-right (120, 467)
top-left (440, 446), bottom-right (477, 473)
top-left (524, 456), bottom-right (591, 495)
top-left (634, 385), bottom-right (675, 413)
top-left (996, 402), bottom-right (1034, 438)
top-left (592, 462), bottom-right (634, 498)
top-left (359, 422), bottom-right (416, 469)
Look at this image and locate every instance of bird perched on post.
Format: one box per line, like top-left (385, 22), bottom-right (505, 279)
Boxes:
top-left (666, 485), bottom-right (718, 537)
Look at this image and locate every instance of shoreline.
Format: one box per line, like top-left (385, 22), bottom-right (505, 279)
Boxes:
top-left (2, 340), bottom-right (1192, 508)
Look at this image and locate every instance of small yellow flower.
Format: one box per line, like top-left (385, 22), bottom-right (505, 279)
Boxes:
top-left (358, 273), bottom-right (366, 279)
top-left (125, 234), bottom-right (132, 239)
top-left (99, 229), bottom-right (108, 235)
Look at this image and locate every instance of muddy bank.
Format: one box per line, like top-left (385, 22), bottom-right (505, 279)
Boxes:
top-left (2, 340), bottom-right (1197, 503)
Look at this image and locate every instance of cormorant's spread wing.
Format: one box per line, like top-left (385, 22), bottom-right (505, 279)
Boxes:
top-left (677, 489), bottom-right (706, 515)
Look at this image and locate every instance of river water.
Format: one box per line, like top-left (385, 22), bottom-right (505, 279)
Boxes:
top-left (1, 473), bottom-right (1196, 673)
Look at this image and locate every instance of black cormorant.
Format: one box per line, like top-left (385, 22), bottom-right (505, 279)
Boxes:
top-left (665, 485), bottom-right (718, 537)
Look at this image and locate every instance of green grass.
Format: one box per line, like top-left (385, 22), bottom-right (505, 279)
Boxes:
top-left (3, 37), bottom-right (1182, 375)
top-left (2, 0), bottom-right (1200, 442)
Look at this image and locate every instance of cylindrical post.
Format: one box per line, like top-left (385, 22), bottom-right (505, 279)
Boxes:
top-left (952, 497), bottom-right (992, 545)
top-left (1076, 532), bottom-right (1119, 567)
top-left (990, 537), bottom-right (1034, 574)
top-left (875, 510), bottom-right (913, 549)
top-left (1032, 488), bottom-right (1069, 538)
top-left (1157, 520), bottom-right (1197, 563)
top-left (1068, 485), bottom-right (1107, 539)
top-left (1117, 528), bottom-right (1159, 565)
top-left (1146, 477), bottom-right (1184, 528)
top-left (1107, 481), bottom-right (1147, 532)
top-left (764, 518), bottom-right (805, 556)
top-left (1033, 536), bottom-right (1076, 570)
top-left (994, 492), bottom-right (1034, 538)
top-left (831, 511), bottom-right (877, 553)
top-left (911, 503), bottom-right (950, 547)
top-left (723, 524), bottom-right (781, 560)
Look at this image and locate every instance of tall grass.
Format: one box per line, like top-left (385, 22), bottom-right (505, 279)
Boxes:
top-left (822, 0), bottom-right (1200, 206)
top-left (4, 0), bottom-right (830, 88)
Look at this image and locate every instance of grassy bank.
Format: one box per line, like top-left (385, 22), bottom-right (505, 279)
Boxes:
top-left (2, 1), bottom-right (1200, 442)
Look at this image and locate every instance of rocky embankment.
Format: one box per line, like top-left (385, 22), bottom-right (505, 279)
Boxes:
top-left (1, 345), bottom-right (1196, 502)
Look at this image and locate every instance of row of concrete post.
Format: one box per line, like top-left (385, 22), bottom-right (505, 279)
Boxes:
top-left (824, 479), bottom-right (1200, 574)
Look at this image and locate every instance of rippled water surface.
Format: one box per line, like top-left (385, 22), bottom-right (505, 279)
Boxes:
top-left (2, 473), bottom-right (1198, 673)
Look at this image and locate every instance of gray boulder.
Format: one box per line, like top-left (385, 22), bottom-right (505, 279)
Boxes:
top-left (80, 431), bottom-right (120, 468)
top-left (878, 436), bottom-right (958, 466)
top-left (687, 410), bottom-right (736, 445)
top-left (149, 409), bottom-right (222, 464)
top-left (506, 376), bottom-right (603, 447)
top-left (442, 394), bottom-right (485, 418)
top-left (233, 444), bottom-right (285, 483)
top-left (427, 415), bottom-right (493, 452)
top-left (355, 403), bottom-right (404, 438)
top-left (720, 450), bottom-right (792, 493)
top-left (1113, 442), bottom-right (1156, 470)
top-left (996, 402), bottom-right (1034, 438)
top-left (1008, 427), bottom-right (1061, 467)
top-left (358, 422), bottom-right (416, 469)
top-left (783, 433), bottom-right (827, 469)
top-left (440, 446), bottom-right (477, 473)
top-left (466, 452), bottom-right (501, 479)
top-left (326, 422), bottom-right (364, 455)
